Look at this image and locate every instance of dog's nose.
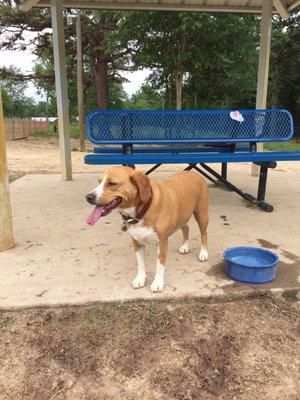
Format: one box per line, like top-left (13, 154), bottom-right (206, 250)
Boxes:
top-left (86, 192), bottom-right (96, 204)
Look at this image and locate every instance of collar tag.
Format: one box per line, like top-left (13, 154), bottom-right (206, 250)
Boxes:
top-left (120, 213), bottom-right (140, 232)
top-left (121, 223), bottom-right (128, 232)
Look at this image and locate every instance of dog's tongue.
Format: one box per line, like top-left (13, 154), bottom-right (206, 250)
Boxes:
top-left (86, 206), bottom-right (105, 226)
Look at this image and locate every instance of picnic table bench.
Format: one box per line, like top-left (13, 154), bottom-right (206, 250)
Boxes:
top-left (84, 109), bottom-right (300, 212)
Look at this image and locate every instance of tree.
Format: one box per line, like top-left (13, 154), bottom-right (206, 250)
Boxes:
top-left (34, 101), bottom-right (49, 117)
top-left (269, 13), bottom-right (300, 129)
top-left (1, 87), bottom-right (14, 117)
top-left (129, 12), bottom-right (195, 109)
top-left (128, 84), bottom-right (163, 109)
top-left (81, 11), bottom-right (134, 108)
top-left (128, 12), bottom-right (260, 110)
top-left (181, 14), bottom-right (260, 109)
top-left (1, 85), bottom-right (40, 118)
top-left (0, 2), bottom-right (134, 109)
top-left (0, 66), bottom-right (34, 117)
top-left (108, 82), bottom-right (129, 109)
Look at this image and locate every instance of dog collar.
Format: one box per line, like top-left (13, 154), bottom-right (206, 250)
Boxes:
top-left (120, 189), bottom-right (153, 231)
top-left (120, 213), bottom-right (140, 231)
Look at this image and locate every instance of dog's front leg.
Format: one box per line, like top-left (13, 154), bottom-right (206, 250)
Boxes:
top-left (150, 238), bottom-right (168, 293)
top-left (132, 239), bottom-right (146, 289)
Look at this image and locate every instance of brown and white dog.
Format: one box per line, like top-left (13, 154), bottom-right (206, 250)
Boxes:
top-left (86, 166), bottom-right (209, 293)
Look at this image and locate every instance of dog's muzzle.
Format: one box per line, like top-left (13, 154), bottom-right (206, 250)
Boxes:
top-left (86, 192), bottom-right (97, 205)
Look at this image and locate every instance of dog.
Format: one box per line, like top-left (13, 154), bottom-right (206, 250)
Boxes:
top-left (86, 166), bottom-right (209, 293)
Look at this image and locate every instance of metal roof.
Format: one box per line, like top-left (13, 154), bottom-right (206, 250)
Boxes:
top-left (21, 0), bottom-right (300, 17)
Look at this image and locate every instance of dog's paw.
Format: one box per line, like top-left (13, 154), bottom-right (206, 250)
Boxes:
top-left (150, 277), bottom-right (164, 293)
top-left (199, 249), bottom-right (209, 262)
top-left (132, 274), bottom-right (146, 289)
top-left (179, 242), bottom-right (189, 254)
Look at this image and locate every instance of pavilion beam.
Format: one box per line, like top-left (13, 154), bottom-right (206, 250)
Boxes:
top-left (36, 2), bottom-right (262, 13)
top-left (51, 0), bottom-right (72, 181)
top-left (252, 0), bottom-right (273, 177)
top-left (273, 0), bottom-right (290, 19)
top-left (288, 0), bottom-right (300, 11)
top-left (20, 0), bottom-right (40, 11)
top-left (0, 89), bottom-right (14, 251)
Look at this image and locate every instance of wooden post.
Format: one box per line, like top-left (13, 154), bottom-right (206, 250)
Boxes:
top-left (76, 12), bottom-right (85, 152)
top-left (0, 89), bottom-right (14, 251)
top-left (51, 0), bottom-right (72, 181)
top-left (252, 0), bottom-right (272, 176)
top-left (46, 91), bottom-right (50, 132)
top-left (22, 119), bottom-right (25, 139)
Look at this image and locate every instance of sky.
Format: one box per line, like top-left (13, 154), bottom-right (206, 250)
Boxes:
top-left (0, 48), bottom-right (150, 101)
top-left (0, 49), bottom-right (39, 99)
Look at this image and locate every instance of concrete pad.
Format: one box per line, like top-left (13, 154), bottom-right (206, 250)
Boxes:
top-left (0, 165), bottom-right (299, 309)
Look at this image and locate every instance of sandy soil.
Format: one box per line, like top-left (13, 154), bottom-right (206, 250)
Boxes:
top-left (6, 137), bottom-right (184, 176)
top-left (6, 137), bottom-right (101, 176)
top-left (0, 298), bottom-right (298, 400)
top-left (6, 137), bottom-right (300, 178)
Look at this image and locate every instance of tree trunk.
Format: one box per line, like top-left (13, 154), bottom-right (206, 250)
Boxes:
top-left (168, 84), bottom-right (172, 109)
top-left (94, 62), bottom-right (108, 109)
top-left (174, 71), bottom-right (183, 110)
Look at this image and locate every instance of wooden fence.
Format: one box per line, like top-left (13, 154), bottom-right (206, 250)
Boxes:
top-left (4, 118), bottom-right (49, 140)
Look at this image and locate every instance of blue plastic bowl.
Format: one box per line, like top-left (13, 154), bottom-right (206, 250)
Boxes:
top-left (223, 246), bottom-right (279, 284)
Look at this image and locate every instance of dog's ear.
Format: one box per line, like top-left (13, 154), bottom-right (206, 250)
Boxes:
top-left (131, 171), bottom-right (151, 203)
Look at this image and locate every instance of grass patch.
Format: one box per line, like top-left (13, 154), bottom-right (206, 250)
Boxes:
top-left (32, 123), bottom-right (81, 140)
top-left (264, 140), bottom-right (300, 151)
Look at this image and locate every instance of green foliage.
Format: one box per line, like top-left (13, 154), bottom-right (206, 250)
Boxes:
top-left (1, 87), bottom-right (14, 116)
top-left (184, 14), bottom-right (259, 109)
top-left (0, 67), bottom-right (38, 117)
top-left (269, 14), bottom-right (300, 126)
top-left (33, 101), bottom-right (49, 117)
top-left (127, 12), bottom-right (260, 109)
top-left (127, 84), bottom-right (163, 109)
top-left (108, 83), bottom-right (129, 109)
top-left (32, 123), bottom-right (80, 139)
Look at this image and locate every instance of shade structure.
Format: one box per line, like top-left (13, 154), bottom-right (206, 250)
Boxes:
top-left (20, 0), bottom-right (300, 17)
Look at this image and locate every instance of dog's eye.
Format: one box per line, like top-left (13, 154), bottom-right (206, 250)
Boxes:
top-left (108, 181), bottom-right (117, 187)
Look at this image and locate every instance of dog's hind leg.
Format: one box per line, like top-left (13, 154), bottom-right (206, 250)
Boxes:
top-left (178, 225), bottom-right (189, 254)
top-left (132, 239), bottom-right (146, 289)
top-left (194, 208), bottom-right (209, 262)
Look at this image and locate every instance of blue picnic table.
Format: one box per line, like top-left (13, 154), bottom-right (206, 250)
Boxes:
top-left (84, 109), bottom-right (300, 212)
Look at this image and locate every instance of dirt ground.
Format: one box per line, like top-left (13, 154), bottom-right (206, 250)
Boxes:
top-left (6, 137), bottom-right (300, 177)
top-left (0, 298), bottom-right (298, 400)
top-left (6, 137), bottom-right (194, 179)
top-left (6, 137), bottom-right (99, 176)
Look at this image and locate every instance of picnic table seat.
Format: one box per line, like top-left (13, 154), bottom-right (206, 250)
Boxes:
top-left (84, 109), bottom-right (300, 212)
